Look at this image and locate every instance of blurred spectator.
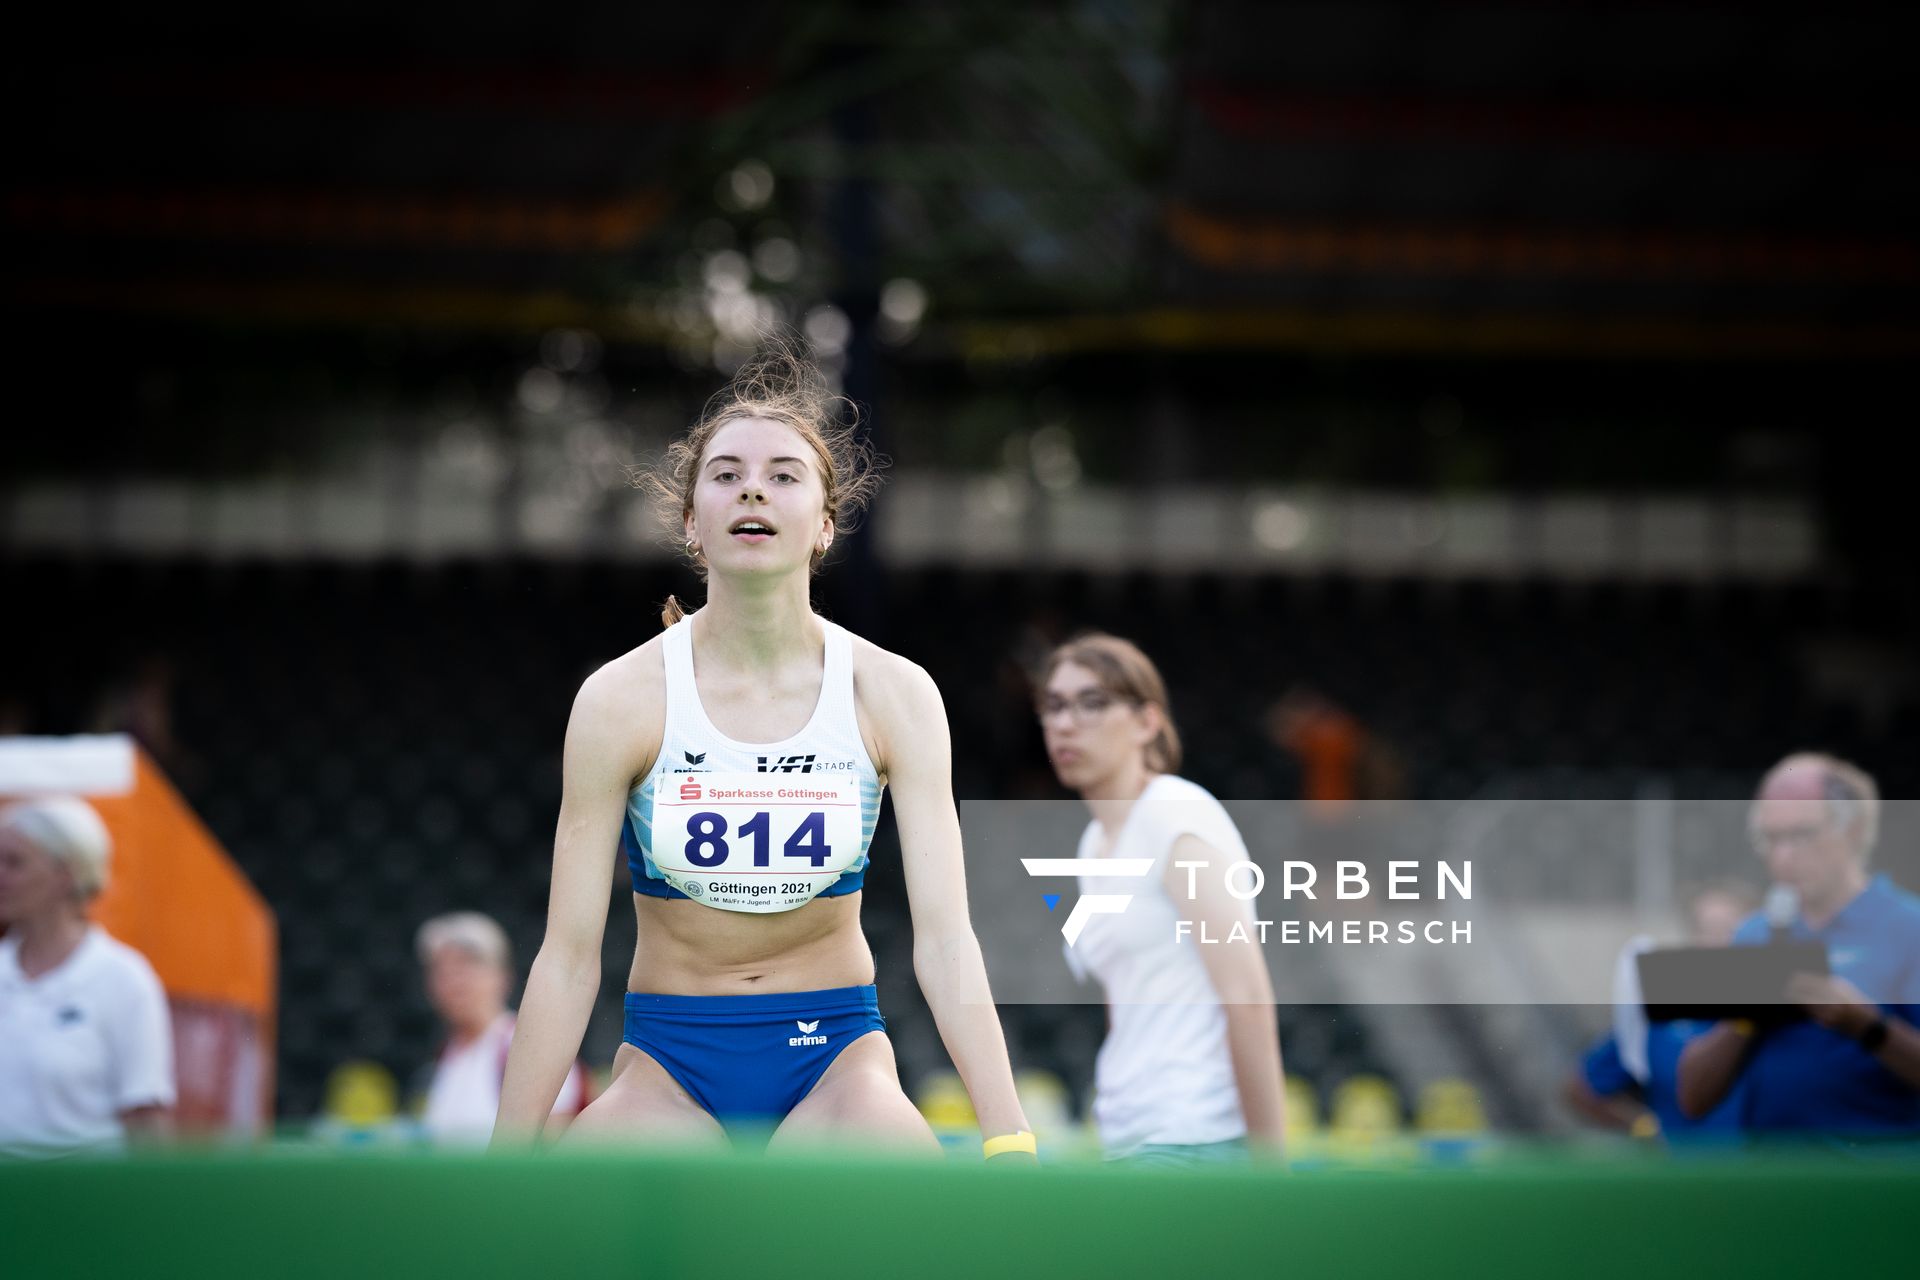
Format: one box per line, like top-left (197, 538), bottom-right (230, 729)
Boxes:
top-left (1266, 685), bottom-right (1365, 813)
top-left (1678, 753), bottom-right (1920, 1138)
top-left (1039, 635), bottom-right (1286, 1166)
top-left (1265, 683), bottom-right (1406, 810)
top-left (415, 912), bottom-right (586, 1144)
top-left (1564, 880), bottom-right (1758, 1143)
top-left (1266, 684), bottom-right (1406, 920)
top-left (0, 796), bottom-right (175, 1158)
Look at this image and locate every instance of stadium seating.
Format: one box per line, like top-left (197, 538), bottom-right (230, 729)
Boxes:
top-left (8, 555), bottom-right (1914, 1125)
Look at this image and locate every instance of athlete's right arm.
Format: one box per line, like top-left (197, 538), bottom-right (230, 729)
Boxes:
top-left (492, 658), bottom-right (658, 1145)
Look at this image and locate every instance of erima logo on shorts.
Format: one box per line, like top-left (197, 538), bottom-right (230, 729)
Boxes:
top-left (789, 1019), bottom-right (827, 1047)
top-left (1021, 859), bottom-right (1156, 946)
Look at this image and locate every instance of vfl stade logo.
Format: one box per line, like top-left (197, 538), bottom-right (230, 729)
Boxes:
top-left (758, 753), bottom-right (816, 773)
top-left (1021, 859), bottom-right (1156, 946)
top-left (789, 1019), bottom-right (827, 1047)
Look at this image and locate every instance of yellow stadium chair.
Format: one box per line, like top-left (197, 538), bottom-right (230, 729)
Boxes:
top-left (322, 1060), bottom-right (399, 1128)
top-left (1415, 1078), bottom-right (1488, 1136)
top-left (915, 1070), bottom-right (977, 1136)
top-left (1327, 1074), bottom-right (1408, 1162)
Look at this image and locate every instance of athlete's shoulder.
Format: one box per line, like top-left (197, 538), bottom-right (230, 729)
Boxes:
top-left (841, 628), bottom-right (946, 777)
top-left (844, 628), bottom-right (941, 708)
top-left (564, 631), bottom-right (670, 780)
top-left (577, 630), bottom-right (670, 712)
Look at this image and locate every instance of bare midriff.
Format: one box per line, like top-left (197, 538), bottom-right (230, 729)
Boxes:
top-left (627, 891), bottom-right (874, 995)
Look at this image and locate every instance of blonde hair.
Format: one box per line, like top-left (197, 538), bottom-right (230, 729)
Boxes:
top-left (1759, 751), bottom-right (1882, 863)
top-left (0, 795), bottom-right (112, 900)
top-left (637, 337), bottom-right (883, 626)
top-left (1040, 633), bottom-right (1183, 774)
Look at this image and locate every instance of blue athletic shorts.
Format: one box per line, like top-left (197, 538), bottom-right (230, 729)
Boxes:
top-left (622, 984), bottom-right (886, 1126)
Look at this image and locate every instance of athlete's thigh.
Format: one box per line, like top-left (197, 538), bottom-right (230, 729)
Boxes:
top-left (560, 1042), bottom-right (728, 1149)
top-left (767, 1031), bottom-right (940, 1155)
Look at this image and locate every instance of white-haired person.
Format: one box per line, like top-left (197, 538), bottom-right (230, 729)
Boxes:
top-left (1038, 633), bottom-right (1287, 1165)
top-left (1678, 753), bottom-right (1920, 1138)
top-left (0, 795), bottom-right (175, 1158)
top-left (416, 911), bottom-right (587, 1144)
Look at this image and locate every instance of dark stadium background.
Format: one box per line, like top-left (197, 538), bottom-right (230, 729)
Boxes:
top-left (5, 1), bottom-right (1916, 1130)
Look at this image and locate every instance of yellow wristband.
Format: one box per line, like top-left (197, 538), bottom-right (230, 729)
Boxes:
top-left (1728, 1019), bottom-right (1755, 1037)
top-left (983, 1131), bottom-right (1037, 1160)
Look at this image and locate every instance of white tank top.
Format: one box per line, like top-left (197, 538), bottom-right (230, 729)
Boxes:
top-left (1071, 774), bottom-right (1255, 1155)
top-left (623, 612), bottom-right (884, 912)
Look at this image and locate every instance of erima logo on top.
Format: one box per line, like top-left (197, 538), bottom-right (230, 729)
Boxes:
top-left (1021, 859), bottom-right (1156, 946)
top-left (790, 1019), bottom-right (826, 1047)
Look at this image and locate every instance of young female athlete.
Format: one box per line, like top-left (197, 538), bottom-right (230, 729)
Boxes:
top-left (1039, 634), bottom-right (1286, 1165)
top-left (493, 346), bottom-right (1032, 1158)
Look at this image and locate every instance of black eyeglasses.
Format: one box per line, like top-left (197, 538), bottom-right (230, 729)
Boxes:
top-left (1035, 690), bottom-right (1132, 724)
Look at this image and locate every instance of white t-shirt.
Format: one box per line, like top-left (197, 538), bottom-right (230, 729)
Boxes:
top-left (1072, 775), bottom-right (1255, 1156)
top-left (421, 1012), bottom-right (585, 1144)
top-left (0, 925), bottom-right (176, 1159)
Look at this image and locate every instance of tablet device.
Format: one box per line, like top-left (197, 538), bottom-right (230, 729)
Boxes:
top-left (1636, 940), bottom-right (1829, 1022)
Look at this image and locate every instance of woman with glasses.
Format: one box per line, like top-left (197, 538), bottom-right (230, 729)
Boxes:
top-left (1037, 633), bottom-right (1286, 1165)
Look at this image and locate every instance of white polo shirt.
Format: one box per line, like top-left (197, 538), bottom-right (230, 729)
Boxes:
top-left (0, 925), bottom-right (176, 1159)
top-left (1072, 775), bottom-right (1256, 1157)
top-left (421, 1012), bottom-right (585, 1144)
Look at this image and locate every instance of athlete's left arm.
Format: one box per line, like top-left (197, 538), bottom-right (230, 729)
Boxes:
top-left (867, 653), bottom-right (1031, 1145)
top-left (1168, 835), bottom-right (1288, 1153)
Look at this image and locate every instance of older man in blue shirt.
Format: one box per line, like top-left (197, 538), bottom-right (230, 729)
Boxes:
top-left (1678, 753), bottom-right (1920, 1139)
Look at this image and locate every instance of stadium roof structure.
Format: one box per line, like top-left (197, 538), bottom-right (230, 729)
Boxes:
top-left (6, 1), bottom-right (1916, 360)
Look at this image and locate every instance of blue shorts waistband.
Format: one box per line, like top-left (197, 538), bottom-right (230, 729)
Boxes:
top-left (623, 984), bottom-right (878, 1019)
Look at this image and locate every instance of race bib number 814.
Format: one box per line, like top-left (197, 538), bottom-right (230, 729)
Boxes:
top-left (652, 772), bottom-right (864, 913)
